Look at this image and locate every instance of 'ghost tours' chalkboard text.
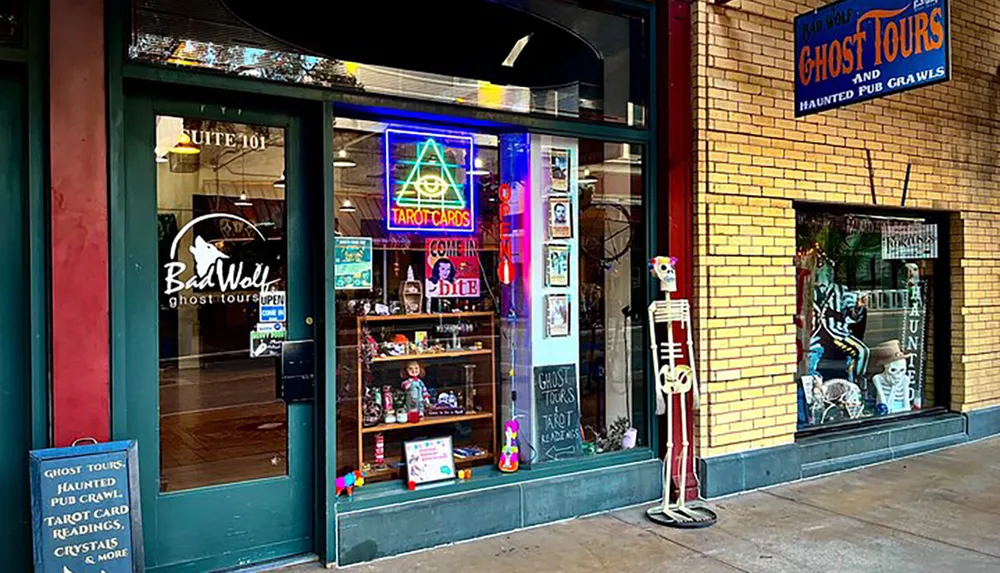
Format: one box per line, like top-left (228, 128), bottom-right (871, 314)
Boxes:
top-left (533, 364), bottom-right (583, 461)
top-left (30, 440), bottom-right (144, 573)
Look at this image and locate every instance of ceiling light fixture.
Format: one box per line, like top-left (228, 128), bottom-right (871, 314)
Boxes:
top-left (340, 198), bottom-right (357, 213)
top-left (470, 156), bottom-right (490, 176)
top-left (234, 193), bottom-right (253, 207)
top-left (578, 167), bottom-right (598, 185)
top-left (273, 174), bottom-right (286, 189)
top-left (502, 34), bottom-right (532, 67)
top-left (333, 149), bottom-right (357, 168)
top-left (168, 132), bottom-right (200, 155)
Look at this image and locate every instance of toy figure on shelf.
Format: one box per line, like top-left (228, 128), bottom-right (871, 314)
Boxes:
top-left (335, 470), bottom-right (365, 499)
top-left (401, 361), bottom-right (430, 418)
top-left (382, 385), bottom-right (396, 424)
top-left (374, 433), bottom-right (385, 466)
top-left (499, 419), bottom-right (519, 473)
top-left (646, 255), bottom-right (716, 528)
top-left (362, 386), bottom-right (382, 427)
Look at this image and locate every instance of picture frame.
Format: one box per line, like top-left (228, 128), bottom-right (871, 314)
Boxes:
top-left (545, 294), bottom-right (571, 338)
top-left (548, 195), bottom-right (572, 239)
top-left (403, 436), bottom-right (457, 487)
top-left (549, 148), bottom-right (569, 192)
top-left (545, 244), bottom-right (570, 287)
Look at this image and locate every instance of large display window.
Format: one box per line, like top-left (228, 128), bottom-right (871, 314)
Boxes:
top-left (795, 209), bottom-right (944, 429)
top-left (332, 118), bottom-right (647, 486)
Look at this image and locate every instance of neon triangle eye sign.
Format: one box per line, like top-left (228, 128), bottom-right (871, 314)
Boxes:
top-left (386, 128), bottom-right (476, 233)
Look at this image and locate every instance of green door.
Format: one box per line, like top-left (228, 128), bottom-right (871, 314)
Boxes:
top-left (120, 96), bottom-right (315, 572)
top-left (0, 73), bottom-right (30, 572)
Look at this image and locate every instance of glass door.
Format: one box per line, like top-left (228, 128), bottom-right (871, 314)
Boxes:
top-left (121, 98), bottom-right (313, 572)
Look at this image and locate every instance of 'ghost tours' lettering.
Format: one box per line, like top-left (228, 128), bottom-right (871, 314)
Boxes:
top-left (795, 1), bottom-right (949, 116)
top-left (32, 445), bottom-right (138, 571)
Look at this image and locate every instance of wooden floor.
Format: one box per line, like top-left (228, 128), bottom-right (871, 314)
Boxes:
top-left (160, 359), bottom-right (288, 492)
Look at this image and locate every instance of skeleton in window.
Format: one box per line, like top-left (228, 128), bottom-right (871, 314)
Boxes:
top-left (868, 340), bottom-right (915, 415)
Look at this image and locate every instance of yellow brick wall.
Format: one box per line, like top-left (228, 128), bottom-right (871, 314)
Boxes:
top-left (691, 0), bottom-right (1000, 457)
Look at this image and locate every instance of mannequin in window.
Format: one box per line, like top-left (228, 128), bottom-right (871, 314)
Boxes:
top-left (809, 257), bottom-right (870, 385)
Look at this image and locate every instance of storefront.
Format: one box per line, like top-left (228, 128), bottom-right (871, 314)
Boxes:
top-left (110, 0), bottom-right (661, 570)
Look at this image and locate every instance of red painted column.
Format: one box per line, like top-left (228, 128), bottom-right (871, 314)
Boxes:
top-left (660, 0), bottom-right (698, 500)
top-left (50, 0), bottom-right (110, 446)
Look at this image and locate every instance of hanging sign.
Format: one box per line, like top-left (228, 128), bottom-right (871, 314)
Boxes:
top-left (386, 128), bottom-right (475, 234)
top-left (881, 223), bottom-right (938, 259)
top-left (794, 0), bottom-right (950, 117)
top-left (334, 237), bottom-right (373, 290)
top-left (259, 290), bottom-right (286, 322)
top-left (30, 440), bottom-right (143, 573)
top-left (425, 238), bottom-right (481, 298)
top-left (498, 183), bottom-right (516, 285)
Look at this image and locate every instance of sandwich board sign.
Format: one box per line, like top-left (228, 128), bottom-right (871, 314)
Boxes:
top-left (29, 440), bottom-right (144, 573)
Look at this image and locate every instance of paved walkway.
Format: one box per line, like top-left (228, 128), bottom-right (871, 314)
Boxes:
top-left (283, 437), bottom-right (1000, 572)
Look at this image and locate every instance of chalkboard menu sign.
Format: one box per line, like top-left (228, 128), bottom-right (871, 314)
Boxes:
top-left (534, 364), bottom-right (583, 462)
top-left (29, 440), bottom-right (144, 573)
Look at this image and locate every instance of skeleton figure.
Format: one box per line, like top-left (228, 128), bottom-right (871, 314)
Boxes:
top-left (868, 340), bottom-right (915, 414)
top-left (646, 256), bottom-right (711, 525)
top-left (809, 258), bottom-right (870, 384)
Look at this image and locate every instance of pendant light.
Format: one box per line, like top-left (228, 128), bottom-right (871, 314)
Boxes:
top-left (334, 149), bottom-right (356, 168)
top-left (578, 168), bottom-right (598, 185)
top-left (169, 132), bottom-right (200, 155)
top-left (470, 156), bottom-right (490, 176)
top-left (273, 173), bottom-right (286, 189)
top-left (340, 198), bottom-right (357, 213)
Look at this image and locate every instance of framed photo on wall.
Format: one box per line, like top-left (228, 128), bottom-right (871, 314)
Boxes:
top-left (548, 196), bottom-right (572, 239)
top-left (549, 148), bottom-right (569, 192)
top-left (545, 244), bottom-right (570, 287)
top-left (545, 294), bottom-right (570, 338)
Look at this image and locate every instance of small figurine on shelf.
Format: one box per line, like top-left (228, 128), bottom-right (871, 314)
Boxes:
top-left (382, 385), bottom-right (396, 424)
top-left (401, 361), bottom-right (430, 418)
top-left (499, 419), bottom-right (520, 473)
top-left (335, 470), bottom-right (365, 499)
top-left (362, 386), bottom-right (382, 427)
top-left (400, 265), bottom-right (423, 314)
top-left (374, 432), bottom-right (385, 466)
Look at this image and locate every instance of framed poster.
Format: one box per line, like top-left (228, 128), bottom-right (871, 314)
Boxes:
top-left (425, 237), bottom-right (481, 298)
top-left (549, 148), bottom-right (569, 192)
top-left (545, 294), bottom-right (570, 338)
top-left (545, 244), bottom-right (570, 287)
top-left (548, 195), bottom-right (572, 239)
top-left (404, 436), bottom-right (456, 487)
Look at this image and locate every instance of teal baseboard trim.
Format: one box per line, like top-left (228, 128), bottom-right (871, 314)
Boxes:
top-left (336, 459), bottom-right (661, 566)
top-left (700, 412), bottom-right (968, 499)
top-left (966, 405), bottom-right (1000, 441)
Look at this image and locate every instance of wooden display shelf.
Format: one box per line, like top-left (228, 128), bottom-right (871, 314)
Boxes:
top-left (359, 311), bottom-right (494, 323)
top-left (361, 412), bottom-right (493, 434)
top-left (346, 309), bottom-right (497, 484)
top-left (371, 349), bottom-right (492, 363)
top-left (364, 451), bottom-right (494, 480)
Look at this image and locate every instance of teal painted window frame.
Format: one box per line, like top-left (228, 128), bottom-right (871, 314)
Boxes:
top-left (106, 0), bottom-right (660, 566)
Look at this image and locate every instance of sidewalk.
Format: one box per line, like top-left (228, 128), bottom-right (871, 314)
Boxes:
top-left (286, 436), bottom-right (1000, 572)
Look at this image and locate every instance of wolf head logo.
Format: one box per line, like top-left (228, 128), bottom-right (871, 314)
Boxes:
top-left (189, 236), bottom-right (228, 278)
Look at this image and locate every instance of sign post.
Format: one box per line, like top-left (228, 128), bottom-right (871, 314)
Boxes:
top-left (794, 0), bottom-right (950, 117)
top-left (29, 440), bottom-right (144, 573)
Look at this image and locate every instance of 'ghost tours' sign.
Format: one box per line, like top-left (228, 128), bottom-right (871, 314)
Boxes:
top-left (30, 441), bottom-right (144, 573)
top-left (795, 0), bottom-right (950, 117)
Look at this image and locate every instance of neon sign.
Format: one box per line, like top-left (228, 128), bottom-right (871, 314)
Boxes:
top-left (386, 128), bottom-right (475, 233)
